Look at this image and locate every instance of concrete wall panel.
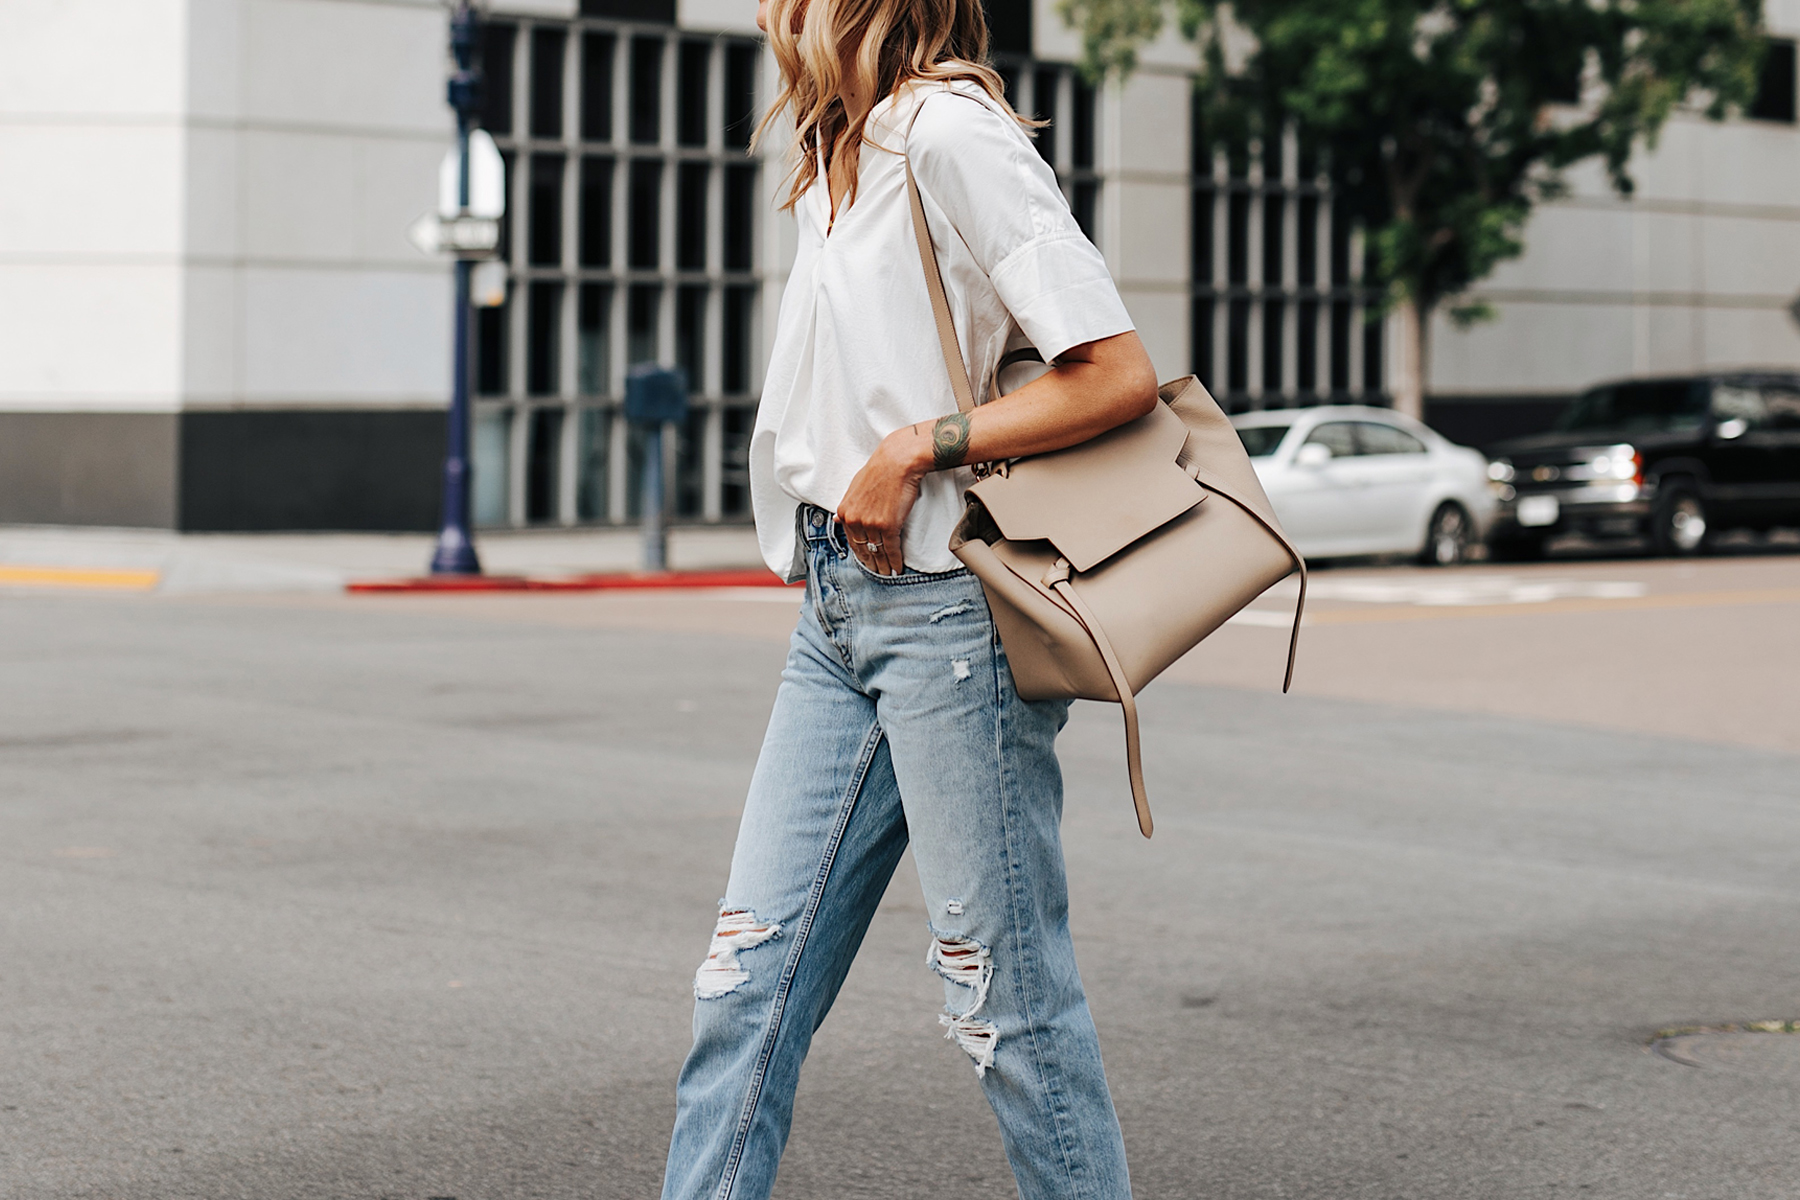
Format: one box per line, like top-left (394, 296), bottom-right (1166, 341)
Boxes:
top-left (1482, 204), bottom-right (1634, 295)
top-left (0, 265), bottom-right (184, 406)
top-left (351, 137), bottom-right (445, 262)
top-left (1120, 290), bottom-right (1186, 382)
top-left (1112, 180), bottom-right (1187, 287)
top-left (678, 0), bottom-right (760, 35)
top-left (0, 0), bottom-right (187, 116)
top-left (239, 131), bottom-right (361, 260)
top-left (1113, 72), bottom-right (1189, 175)
top-left (1642, 305), bottom-right (1706, 375)
top-left (0, 412), bottom-right (177, 526)
top-left (490, 0), bottom-right (578, 15)
top-left (181, 265), bottom-right (241, 400)
top-left (1700, 307), bottom-right (1800, 370)
top-left (240, 267), bottom-right (449, 401)
top-left (1634, 208), bottom-right (1705, 295)
top-left (0, 126), bottom-right (187, 257)
top-left (1431, 302), bottom-right (1636, 396)
top-left (184, 126), bottom-right (243, 259)
top-left (178, 408), bottom-right (444, 531)
top-left (240, 0), bottom-right (450, 133)
top-left (1695, 214), bottom-right (1800, 298)
top-left (185, 0), bottom-right (244, 121)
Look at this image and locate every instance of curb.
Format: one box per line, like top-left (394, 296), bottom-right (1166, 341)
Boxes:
top-left (346, 569), bottom-right (797, 594)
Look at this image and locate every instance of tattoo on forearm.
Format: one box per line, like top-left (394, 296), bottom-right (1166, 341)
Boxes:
top-left (931, 413), bottom-right (972, 471)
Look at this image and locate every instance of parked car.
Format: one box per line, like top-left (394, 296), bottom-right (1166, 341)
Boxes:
top-left (1485, 372), bottom-right (1800, 558)
top-left (1230, 406), bottom-right (1496, 564)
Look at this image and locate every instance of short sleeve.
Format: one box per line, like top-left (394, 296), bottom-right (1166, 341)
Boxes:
top-left (907, 89), bottom-right (1134, 362)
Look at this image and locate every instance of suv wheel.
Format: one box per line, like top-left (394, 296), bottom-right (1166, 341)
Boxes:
top-left (1420, 502), bottom-right (1471, 566)
top-left (1651, 481), bottom-right (1708, 556)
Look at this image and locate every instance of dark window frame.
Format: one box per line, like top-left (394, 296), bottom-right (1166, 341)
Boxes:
top-left (1751, 37), bottom-right (1797, 123)
top-left (480, 14), bottom-right (763, 527)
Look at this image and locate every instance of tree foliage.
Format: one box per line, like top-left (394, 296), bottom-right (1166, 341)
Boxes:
top-left (1060, 0), bottom-right (1766, 335)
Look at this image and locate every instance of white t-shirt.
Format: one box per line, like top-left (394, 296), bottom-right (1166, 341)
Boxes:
top-left (750, 76), bottom-right (1136, 577)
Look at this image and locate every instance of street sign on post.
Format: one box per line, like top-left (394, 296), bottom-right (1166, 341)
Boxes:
top-left (407, 211), bottom-right (500, 255)
top-left (408, 132), bottom-right (505, 258)
top-left (624, 365), bottom-right (689, 573)
top-left (439, 130), bottom-right (505, 219)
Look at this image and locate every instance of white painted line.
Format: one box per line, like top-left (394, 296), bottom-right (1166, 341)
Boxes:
top-left (1227, 609), bottom-right (1299, 628)
top-left (1302, 578), bottom-right (1648, 607)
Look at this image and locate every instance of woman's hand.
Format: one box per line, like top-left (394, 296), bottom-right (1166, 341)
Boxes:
top-left (837, 425), bottom-right (934, 576)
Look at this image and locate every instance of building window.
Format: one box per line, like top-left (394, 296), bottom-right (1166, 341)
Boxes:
top-left (1191, 91), bottom-right (1385, 410)
top-left (1751, 38), bottom-right (1797, 123)
top-left (478, 16), bottom-right (761, 527)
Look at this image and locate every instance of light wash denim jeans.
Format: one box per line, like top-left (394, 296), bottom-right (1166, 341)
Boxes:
top-left (660, 505), bottom-right (1131, 1200)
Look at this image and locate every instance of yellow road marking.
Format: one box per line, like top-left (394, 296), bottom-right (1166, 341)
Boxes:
top-left (1302, 585), bottom-right (1800, 626)
top-left (0, 565), bottom-right (161, 591)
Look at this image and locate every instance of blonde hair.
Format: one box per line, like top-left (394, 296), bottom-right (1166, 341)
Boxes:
top-left (753, 0), bottom-right (1035, 212)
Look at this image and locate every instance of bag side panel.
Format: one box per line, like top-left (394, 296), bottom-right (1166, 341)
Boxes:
top-left (953, 536), bottom-right (1117, 702)
top-left (1161, 376), bottom-right (1290, 537)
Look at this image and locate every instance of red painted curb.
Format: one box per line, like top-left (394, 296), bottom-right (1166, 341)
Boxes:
top-left (346, 569), bottom-right (796, 594)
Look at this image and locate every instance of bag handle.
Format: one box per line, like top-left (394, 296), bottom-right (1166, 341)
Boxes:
top-left (1186, 467), bottom-right (1310, 693)
top-left (1044, 558), bottom-right (1154, 838)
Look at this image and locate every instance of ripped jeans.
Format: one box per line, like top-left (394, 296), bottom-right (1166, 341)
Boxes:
top-left (660, 505), bottom-right (1132, 1200)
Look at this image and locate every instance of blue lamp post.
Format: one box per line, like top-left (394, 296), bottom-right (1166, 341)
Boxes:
top-left (429, 0), bottom-right (485, 575)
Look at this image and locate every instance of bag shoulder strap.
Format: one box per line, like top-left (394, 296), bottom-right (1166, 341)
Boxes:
top-left (902, 92), bottom-right (980, 417)
top-left (1043, 558), bottom-right (1153, 837)
top-left (1186, 470), bottom-right (1309, 693)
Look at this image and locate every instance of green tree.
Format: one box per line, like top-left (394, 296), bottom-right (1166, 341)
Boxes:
top-left (1061, 0), bottom-right (1766, 417)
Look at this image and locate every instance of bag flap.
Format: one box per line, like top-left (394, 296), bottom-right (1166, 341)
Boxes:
top-left (967, 403), bottom-right (1204, 573)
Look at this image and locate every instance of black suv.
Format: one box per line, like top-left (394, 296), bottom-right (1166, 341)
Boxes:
top-left (1486, 372), bottom-right (1800, 557)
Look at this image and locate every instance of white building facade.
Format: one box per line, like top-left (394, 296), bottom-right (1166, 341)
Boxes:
top-left (2, 0), bottom-right (1795, 530)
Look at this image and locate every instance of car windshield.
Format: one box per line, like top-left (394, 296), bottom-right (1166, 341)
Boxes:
top-left (1235, 424), bottom-right (1292, 457)
top-left (1557, 381), bottom-right (1707, 433)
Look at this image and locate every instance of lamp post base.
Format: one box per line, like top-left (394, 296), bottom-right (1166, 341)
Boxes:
top-left (429, 524), bottom-right (482, 575)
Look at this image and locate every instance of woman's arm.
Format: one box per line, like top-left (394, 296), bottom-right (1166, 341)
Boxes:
top-left (837, 329), bottom-right (1159, 576)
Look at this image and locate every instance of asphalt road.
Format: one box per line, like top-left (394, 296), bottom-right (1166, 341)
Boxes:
top-left (3, 552), bottom-right (1798, 1199)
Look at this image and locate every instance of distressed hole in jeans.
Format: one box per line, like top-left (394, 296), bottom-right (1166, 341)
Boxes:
top-left (928, 601), bottom-right (974, 624)
top-left (943, 1013), bottom-right (998, 1073)
top-left (928, 932), bottom-right (996, 1073)
top-left (951, 659), bottom-right (972, 681)
top-left (694, 906), bottom-right (782, 999)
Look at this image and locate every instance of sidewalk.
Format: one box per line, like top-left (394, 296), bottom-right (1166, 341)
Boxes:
top-left (0, 524), bottom-right (769, 594)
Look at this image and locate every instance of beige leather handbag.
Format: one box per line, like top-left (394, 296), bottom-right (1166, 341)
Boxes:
top-left (903, 153), bottom-right (1308, 838)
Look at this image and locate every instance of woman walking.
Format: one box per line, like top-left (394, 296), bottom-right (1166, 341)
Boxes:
top-left (660, 0), bottom-right (1158, 1194)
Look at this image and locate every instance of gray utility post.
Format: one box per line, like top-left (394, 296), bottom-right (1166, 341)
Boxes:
top-left (623, 365), bottom-right (689, 573)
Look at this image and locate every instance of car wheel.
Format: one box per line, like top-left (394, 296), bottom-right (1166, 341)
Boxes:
top-left (1489, 533), bottom-right (1546, 562)
top-left (1651, 481), bottom-right (1709, 556)
top-left (1419, 502), bottom-right (1471, 566)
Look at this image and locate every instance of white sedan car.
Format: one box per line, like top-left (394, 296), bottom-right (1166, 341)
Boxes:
top-left (1230, 406), bottom-right (1496, 564)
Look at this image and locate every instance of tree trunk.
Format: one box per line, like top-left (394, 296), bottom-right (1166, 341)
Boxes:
top-left (1390, 295), bottom-right (1429, 421)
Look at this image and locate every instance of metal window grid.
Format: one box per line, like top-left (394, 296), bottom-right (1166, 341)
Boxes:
top-left (1190, 119), bottom-right (1387, 412)
top-left (474, 15), bottom-right (763, 528)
